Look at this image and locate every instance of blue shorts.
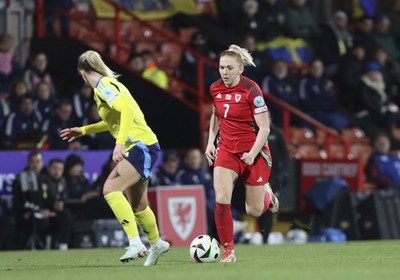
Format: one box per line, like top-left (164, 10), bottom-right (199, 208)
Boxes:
top-left (126, 142), bottom-right (160, 180)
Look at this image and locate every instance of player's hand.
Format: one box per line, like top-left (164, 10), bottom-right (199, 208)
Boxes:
top-left (59, 127), bottom-right (82, 142)
top-left (113, 144), bottom-right (126, 163)
top-left (205, 144), bottom-right (216, 166)
top-left (241, 152), bottom-right (255, 165)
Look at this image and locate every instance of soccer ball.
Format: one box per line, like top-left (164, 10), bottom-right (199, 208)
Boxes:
top-left (189, 235), bottom-right (220, 263)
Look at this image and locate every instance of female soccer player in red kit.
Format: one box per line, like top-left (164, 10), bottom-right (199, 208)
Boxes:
top-left (205, 44), bottom-right (279, 263)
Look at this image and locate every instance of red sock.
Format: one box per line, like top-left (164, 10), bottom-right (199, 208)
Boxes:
top-left (261, 189), bottom-right (271, 215)
top-left (215, 203), bottom-right (234, 251)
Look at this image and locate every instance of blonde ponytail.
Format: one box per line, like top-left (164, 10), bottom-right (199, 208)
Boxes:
top-left (77, 50), bottom-right (120, 79)
top-left (221, 44), bottom-right (256, 67)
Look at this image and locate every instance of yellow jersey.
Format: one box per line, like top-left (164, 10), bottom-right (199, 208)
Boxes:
top-left (80, 76), bottom-right (158, 151)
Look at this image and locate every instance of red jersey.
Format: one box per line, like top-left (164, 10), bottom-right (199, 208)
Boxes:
top-left (210, 76), bottom-right (268, 153)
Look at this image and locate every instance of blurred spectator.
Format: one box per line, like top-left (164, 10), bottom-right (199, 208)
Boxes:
top-left (257, 0), bottom-right (286, 41)
top-left (127, 52), bottom-right (145, 74)
top-left (2, 96), bottom-right (44, 149)
top-left (80, 103), bottom-right (115, 150)
top-left (150, 150), bottom-right (181, 187)
top-left (336, 44), bottom-right (367, 110)
top-left (214, 0), bottom-right (245, 30)
top-left (7, 79), bottom-right (29, 113)
top-left (24, 53), bottom-right (56, 97)
top-left (71, 83), bottom-right (92, 126)
top-left (353, 16), bottom-right (377, 59)
top-left (12, 152), bottom-right (71, 250)
top-left (236, 0), bottom-right (264, 41)
top-left (241, 35), bottom-right (273, 84)
top-left (372, 14), bottom-right (400, 62)
top-left (262, 60), bottom-right (300, 126)
top-left (64, 154), bottom-right (110, 220)
top-left (0, 33), bottom-right (22, 96)
top-left (354, 61), bottom-right (399, 145)
top-left (33, 81), bottom-right (55, 124)
top-left (0, 96), bottom-right (9, 129)
top-left (299, 59), bottom-right (349, 132)
top-left (387, 0), bottom-right (400, 43)
top-left (43, 0), bottom-right (74, 37)
top-left (176, 148), bottom-right (217, 237)
top-left (365, 132), bottom-right (400, 189)
top-left (316, 11), bottom-right (353, 76)
top-left (43, 99), bottom-right (80, 150)
top-left (179, 32), bottom-right (218, 96)
top-left (373, 48), bottom-right (400, 103)
top-left (141, 50), bottom-right (169, 90)
top-left (283, 0), bottom-right (320, 43)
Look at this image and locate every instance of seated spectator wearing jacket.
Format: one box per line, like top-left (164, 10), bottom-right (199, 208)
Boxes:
top-left (150, 150), bottom-right (181, 187)
top-left (354, 61), bottom-right (400, 147)
top-left (365, 133), bottom-right (400, 189)
top-left (299, 59), bottom-right (349, 132)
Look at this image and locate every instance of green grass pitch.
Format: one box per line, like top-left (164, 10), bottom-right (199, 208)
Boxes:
top-left (1, 240), bottom-right (399, 280)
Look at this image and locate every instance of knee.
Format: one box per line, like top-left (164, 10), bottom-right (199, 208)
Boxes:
top-left (215, 193), bottom-right (231, 205)
top-left (246, 205), bottom-right (263, 218)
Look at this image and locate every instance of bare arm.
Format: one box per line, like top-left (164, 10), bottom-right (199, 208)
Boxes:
top-left (241, 111), bottom-right (270, 165)
top-left (205, 106), bottom-right (220, 166)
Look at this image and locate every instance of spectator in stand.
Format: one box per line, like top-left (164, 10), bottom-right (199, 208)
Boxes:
top-left (354, 61), bottom-right (400, 147)
top-left (299, 59), bottom-right (349, 132)
top-left (353, 16), bottom-right (377, 59)
top-left (387, 0), bottom-right (400, 43)
top-left (365, 132), bottom-right (400, 189)
top-left (373, 47), bottom-right (400, 103)
top-left (262, 60), bottom-right (300, 126)
top-left (33, 81), bottom-right (55, 124)
top-left (283, 0), bottom-right (320, 45)
top-left (127, 52), bottom-right (145, 74)
top-left (141, 50), bottom-right (169, 90)
top-left (71, 83), bottom-right (92, 126)
top-left (176, 148), bottom-right (217, 237)
top-left (179, 32), bottom-right (218, 96)
top-left (64, 154), bottom-right (111, 220)
top-left (24, 53), bottom-right (56, 97)
top-left (336, 44), bottom-right (367, 111)
top-left (2, 95), bottom-right (44, 149)
top-left (241, 35), bottom-right (273, 84)
top-left (0, 33), bottom-right (22, 96)
top-left (43, 0), bottom-right (74, 37)
top-left (7, 79), bottom-right (29, 113)
top-left (12, 152), bottom-right (71, 250)
top-left (0, 97), bottom-right (9, 129)
top-left (257, 0), bottom-right (286, 41)
top-left (316, 11), bottom-right (353, 77)
top-left (80, 103), bottom-right (115, 150)
top-left (214, 0), bottom-right (246, 30)
top-left (236, 0), bottom-right (263, 41)
top-left (150, 150), bottom-right (181, 187)
top-left (38, 158), bottom-right (72, 249)
top-left (373, 14), bottom-right (400, 62)
top-left (43, 99), bottom-right (80, 150)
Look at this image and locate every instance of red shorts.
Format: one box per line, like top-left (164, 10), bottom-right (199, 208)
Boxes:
top-left (214, 144), bottom-right (272, 186)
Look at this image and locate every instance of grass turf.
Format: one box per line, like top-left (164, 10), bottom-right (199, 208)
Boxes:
top-left (0, 240), bottom-right (399, 280)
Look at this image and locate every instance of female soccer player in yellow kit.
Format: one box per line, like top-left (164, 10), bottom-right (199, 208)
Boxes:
top-left (60, 50), bottom-right (169, 266)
